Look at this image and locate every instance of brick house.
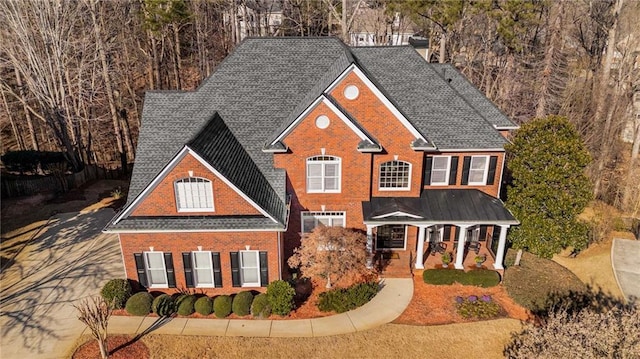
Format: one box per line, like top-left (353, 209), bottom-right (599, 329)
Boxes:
top-left (105, 37), bottom-right (519, 294)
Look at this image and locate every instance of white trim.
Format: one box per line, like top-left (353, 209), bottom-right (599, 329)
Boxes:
top-left (435, 148), bottom-right (505, 152)
top-left (239, 250), bottom-right (261, 287)
top-left (374, 224), bottom-right (408, 251)
top-left (174, 177), bottom-right (215, 212)
top-left (325, 64), bottom-right (427, 143)
top-left (300, 211), bottom-right (346, 233)
top-left (306, 155), bottom-right (341, 193)
top-left (372, 211), bottom-right (423, 219)
top-left (106, 227), bottom-right (286, 233)
top-left (363, 220), bottom-right (520, 226)
top-left (497, 153), bottom-right (506, 196)
top-left (493, 125), bottom-right (520, 130)
top-left (468, 155), bottom-right (490, 185)
top-left (118, 234), bottom-right (127, 279)
top-left (271, 95), bottom-right (374, 145)
top-left (144, 251), bottom-right (168, 289)
top-left (378, 160), bottom-right (412, 191)
top-left (192, 250), bottom-right (216, 288)
top-left (430, 156), bottom-right (450, 186)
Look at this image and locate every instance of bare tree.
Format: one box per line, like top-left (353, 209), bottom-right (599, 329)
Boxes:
top-left (74, 296), bottom-right (113, 359)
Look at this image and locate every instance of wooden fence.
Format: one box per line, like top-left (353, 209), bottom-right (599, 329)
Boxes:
top-left (1, 165), bottom-right (123, 198)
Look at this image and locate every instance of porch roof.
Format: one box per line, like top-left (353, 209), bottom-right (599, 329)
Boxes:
top-left (362, 189), bottom-right (518, 225)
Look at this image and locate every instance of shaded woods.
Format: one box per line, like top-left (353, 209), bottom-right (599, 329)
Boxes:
top-left (1, 0), bottom-right (639, 214)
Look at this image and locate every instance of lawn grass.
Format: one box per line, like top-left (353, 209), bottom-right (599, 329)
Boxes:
top-left (503, 249), bottom-right (586, 313)
top-left (423, 268), bottom-right (501, 287)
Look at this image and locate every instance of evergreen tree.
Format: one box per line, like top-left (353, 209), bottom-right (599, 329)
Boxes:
top-left (506, 116), bottom-right (592, 258)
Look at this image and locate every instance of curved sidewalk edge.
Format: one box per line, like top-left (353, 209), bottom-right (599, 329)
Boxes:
top-left (107, 278), bottom-right (414, 338)
top-left (611, 238), bottom-right (640, 303)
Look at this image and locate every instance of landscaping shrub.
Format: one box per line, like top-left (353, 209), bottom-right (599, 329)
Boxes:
top-left (422, 269), bottom-right (500, 287)
top-left (125, 292), bottom-right (153, 316)
top-left (266, 280), bottom-right (295, 316)
top-left (152, 294), bottom-right (175, 316)
top-left (194, 296), bottom-right (213, 316)
top-left (232, 291), bottom-right (254, 317)
top-left (176, 295), bottom-right (196, 316)
top-left (251, 293), bottom-right (271, 319)
top-left (100, 279), bottom-right (131, 309)
top-left (455, 295), bottom-right (501, 319)
top-left (318, 282), bottom-right (378, 313)
top-left (213, 295), bottom-right (232, 318)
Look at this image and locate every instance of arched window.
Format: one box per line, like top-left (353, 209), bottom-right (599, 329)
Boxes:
top-left (174, 177), bottom-right (214, 212)
top-left (306, 155), bottom-right (341, 193)
top-left (379, 160), bottom-right (411, 190)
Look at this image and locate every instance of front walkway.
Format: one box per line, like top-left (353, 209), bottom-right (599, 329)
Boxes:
top-left (107, 278), bottom-right (413, 338)
top-left (611, 238), bottom-right (640, 303)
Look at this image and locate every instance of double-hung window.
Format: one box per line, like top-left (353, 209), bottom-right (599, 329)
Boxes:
top-left (144, 252), bottom-right (168, 288)
top-left (192, 251), bottom-right (214, 287)
top-left (301, 211), bottom-right (346, 233)
top-left (239, 251), bottom-right (260, 287)
top-left (468, 156), bottom-right (489, 185)
top-left (430, 157), bottom-right (450, 185)
top-left (379, 160), bottom-right (411, 190)
top-left (174, 177), bottom-right (214, 212)
top-left (307, 155), bottom-right (341, 193)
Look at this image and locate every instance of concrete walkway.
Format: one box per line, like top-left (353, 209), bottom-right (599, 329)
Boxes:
top-left (108, 278), bottom-right (413, 338)
top-left (611, 238), bottom-right (640, 303)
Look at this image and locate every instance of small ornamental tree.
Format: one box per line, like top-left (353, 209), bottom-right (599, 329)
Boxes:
top-left (288, 226), bottom-right (370, 288)
top-left (74, 296), bottom-right (112, 359)
top-left (505, 116), bottom-right (593, 258)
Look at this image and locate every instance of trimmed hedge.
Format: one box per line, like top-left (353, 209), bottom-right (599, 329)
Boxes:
top-left (152, 294), bottom-right (175, 316)
top-left (125, 292), bottom-right (153, 316)
top-left (100, 279), bottom-right (132, 309)
top-left (194, 296), bottom-right (213, 316)
top-left (251, 293), bottom-right (271, 319)
top-left (267, 280), bottom-right (295, 316)
top-left (232, 291), bottom-right (254, 317)
top-left (176, 295), bottom-right (197, 316)
top-left (318, 282), bottom-right (379, 313)
top-left (422, 269), bottom-right (500, 287)
top-left (213, 295), bottom-right (232, 318)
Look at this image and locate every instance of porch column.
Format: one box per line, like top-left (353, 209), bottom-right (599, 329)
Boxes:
top-left (415, 226), bottom-right (426, 269)
top-left (493, 225), bottom-right (510, 270)
top-left (454, 225), bottom-right (469, 270)
top-left (366, 225), bottom-right (375, 269)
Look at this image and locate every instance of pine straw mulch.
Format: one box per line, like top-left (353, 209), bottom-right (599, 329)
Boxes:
top-left (393, 274), bottom-right (532, 326)
top-left (72, 335), bottom-right (149, 359)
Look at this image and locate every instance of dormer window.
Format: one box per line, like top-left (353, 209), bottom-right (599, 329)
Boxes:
top-left (307, 155), bottom-right (341, 193)
top-left (379, 160), bottom-right (411, 190)
top-left (174, 177), bottom-right (214, 212)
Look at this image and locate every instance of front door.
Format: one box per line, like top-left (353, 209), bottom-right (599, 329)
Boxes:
top-left (376, 224), bottom-right (406, 250)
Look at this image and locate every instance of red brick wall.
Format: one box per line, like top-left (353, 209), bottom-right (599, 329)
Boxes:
top-left (131, 152), bottom-right (262, 217)
top-left (119, 231), bottom-right (280, 295)
top-left (423, 151), bottom-right (505, 197)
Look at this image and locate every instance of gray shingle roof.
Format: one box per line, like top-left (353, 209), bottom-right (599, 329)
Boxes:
top-left (109, 216), bottom-right (284, 231)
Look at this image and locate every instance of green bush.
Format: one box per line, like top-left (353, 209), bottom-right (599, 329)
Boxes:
top-left (232, 291), bottom-right (254, 317)
top-left (194, 296), bottom-right (213, 316)
top-left (422, 269), bottom-right (500, 287)
top-left (125, 292), bottom-right (153, 316)
top-left (455, 295), bottom-right (502, 319)
top-left (318, 282), bottom-right (379, 313)
top-left (267, 280), bottom-right (295, 316)
top-left (176, 295), bottom-right (196, 316)
top-left (100, 279), bottom-right (132, 309)
top-left (251, 293), bottom-right (271, 319)
top-left (152, 294), bottom-right (175, 316)
top-left (213, 295), bottom-right (232, 318)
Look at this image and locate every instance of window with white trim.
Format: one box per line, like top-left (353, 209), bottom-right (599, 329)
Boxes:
top-left (301, 211), bottom-right (346, 233)
top-left (144, 252), bottom-right (168, 288)
top-left (174, 177), bottom-right (214, 212)
top-left (306, 155), bottom-right (341, 193)
top-left (469, 156), bottom-right (489, 185)
top-left (430, 156), bottom-right (450, 185)
top-left (379, 160), bottom-right (411, 190)
top-left (240, 251), bottom-right (260, 287)
top-left (192, 251), bottom-right (214, 287)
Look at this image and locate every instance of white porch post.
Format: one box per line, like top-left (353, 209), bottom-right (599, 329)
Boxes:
top-left (415, 226), bottom-right (426, 269)
top-left (493, 225), bottom-right (510, 270)
top-left (454, 225), bottom-right (469, 269)
top-left (366, 225), bottom-right (375, 269)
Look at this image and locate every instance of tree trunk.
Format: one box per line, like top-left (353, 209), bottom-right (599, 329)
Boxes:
top-left (535, 2), bottom-right (564, 118)
top-left (439, 32), bottom-right (446, 63)
top-left (172, 23), bottom-right (181, 89)
top-left (15, 70), bottom-right (39, 151)
top-left (2, 89), bottom-right (24, 150)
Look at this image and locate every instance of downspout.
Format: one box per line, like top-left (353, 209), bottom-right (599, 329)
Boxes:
top-left (277, 231), bottom-right (282, 280)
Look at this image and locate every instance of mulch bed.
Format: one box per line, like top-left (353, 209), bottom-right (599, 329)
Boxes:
top-left (73, 335), bottom-right (149, 359)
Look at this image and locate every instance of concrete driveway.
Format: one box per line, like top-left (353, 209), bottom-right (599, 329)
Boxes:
top-left (0, 208), bottom-right (124, 359)
top-left (612, 238), bottom-right (640, 303)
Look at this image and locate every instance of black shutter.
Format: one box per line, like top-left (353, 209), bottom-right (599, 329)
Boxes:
top-left (491, 226), bottom-right (502, 254)
top-left (449, 156), bottom-right (459, 185)
top-left (423, 156), bottom-right (433, 186)
top-left (452, 226), bottom-right (459, 242)
top-left (182, 252), bottom-right (194, 288)
top-left (461, 156), bottom-right (471, 185)
top-left (479, 225), bottom-right (488, 241)
top-left (486, 156), bottom-right (498, 185)
top-left (134, 253), bottom-right (148, 288)
top-left (164, 253), bottom-right (176, 288)
top-left (443, 225), bottom-right (451, 241)
top-left (259, 251), bottom-right (269, 287)
top-left (230, 252), bottom-right (241, 287)
top-left (212, 252), bottom-right (223, 288)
